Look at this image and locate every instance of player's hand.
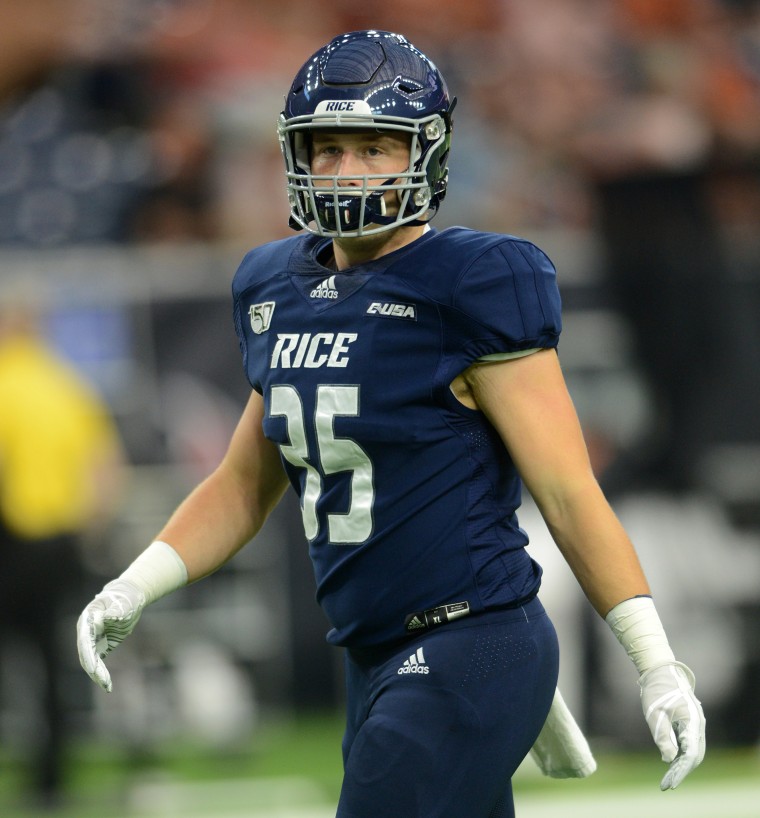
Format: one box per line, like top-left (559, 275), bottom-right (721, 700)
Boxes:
top-left (76, 578), bottom-right (147, 692)
top-left (639, 662), bottom-right (706, 790)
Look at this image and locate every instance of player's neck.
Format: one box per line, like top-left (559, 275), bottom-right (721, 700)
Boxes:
top-left (332, 224), bottom-right (426, 270)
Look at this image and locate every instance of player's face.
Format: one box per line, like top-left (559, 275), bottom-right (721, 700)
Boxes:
top-left (309, 130), bottom-right (411, 215)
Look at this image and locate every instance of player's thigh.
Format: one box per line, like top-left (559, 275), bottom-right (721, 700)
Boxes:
top-left (337, 609), bottom-right (558, 818)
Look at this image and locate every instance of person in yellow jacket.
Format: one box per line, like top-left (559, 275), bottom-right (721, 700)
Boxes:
top-left (0, 301), bottom-right (125, 806)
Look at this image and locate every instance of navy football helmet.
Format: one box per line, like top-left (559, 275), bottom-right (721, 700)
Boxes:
top-left (279, 30), bottom-right (455, 237)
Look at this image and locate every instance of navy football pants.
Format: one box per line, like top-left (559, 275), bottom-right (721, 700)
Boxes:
top-left (337, 597), bottom-right (559, 818)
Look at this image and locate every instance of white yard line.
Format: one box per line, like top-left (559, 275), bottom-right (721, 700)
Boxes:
top-left (128, 776), bottom-right (331, 817)
top-left (127, 775), bottom-right (760, 818)
top-left (516, 779), bottom-right (760, 818)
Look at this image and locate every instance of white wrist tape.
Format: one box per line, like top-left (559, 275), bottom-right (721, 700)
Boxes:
top-left (119, 540), bottom-right (188, 606)
top-left (605, 596), bottom-right (675, 675)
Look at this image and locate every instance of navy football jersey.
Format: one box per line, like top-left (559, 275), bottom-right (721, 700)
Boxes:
top-left (231, 226), bottom-right (562, 648)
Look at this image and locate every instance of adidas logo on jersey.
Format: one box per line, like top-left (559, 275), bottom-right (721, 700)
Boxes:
top-left (311, 275), bottom-right (339, 299)
top-left (405, 615), bottom-right (426, 631)
top-left (398, 647), bottom-right (429, 675)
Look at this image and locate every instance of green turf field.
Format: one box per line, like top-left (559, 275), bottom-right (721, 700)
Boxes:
top-left (2, 713), bottom-right (758, 817)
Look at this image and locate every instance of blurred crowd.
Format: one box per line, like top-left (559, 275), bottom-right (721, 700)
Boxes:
top-left (1, 0), bottom-right (758, 490)
top-left (0, 0), bottom-right (758, 244)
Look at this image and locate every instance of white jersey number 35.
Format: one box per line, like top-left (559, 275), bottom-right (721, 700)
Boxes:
top-left (270, 384), bottom-right (374, 545)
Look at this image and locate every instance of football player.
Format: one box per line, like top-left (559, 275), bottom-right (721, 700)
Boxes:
top-left (77, 31), bottom-right (705, 818)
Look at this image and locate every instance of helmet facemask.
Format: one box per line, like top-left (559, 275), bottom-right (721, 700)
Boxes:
top-left (279, 109), bottom-right (452, 238)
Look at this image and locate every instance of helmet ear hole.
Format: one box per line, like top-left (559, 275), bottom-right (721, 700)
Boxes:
top-left (396, 79), bottom-right (424, 96)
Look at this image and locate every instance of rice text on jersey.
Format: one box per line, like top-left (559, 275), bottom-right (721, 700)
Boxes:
top-left (270, 332), bottom-right (357, 369)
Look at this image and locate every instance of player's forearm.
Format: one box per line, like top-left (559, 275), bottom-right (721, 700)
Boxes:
top-left (155, 463), bottom-right (285, 583)
top-left (538, 479), bottom-right (650, 616)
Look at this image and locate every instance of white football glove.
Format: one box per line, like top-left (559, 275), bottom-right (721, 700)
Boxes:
top-left (530, 687), bottom-right (597, 778)
top-left (606, 596), bottom-right (706, 790)
top-left (639, 661), bottom-right (706, 790)
top-left (77, 578), bottom-right (147, 692)
top-left (76, 541), bottom-right (187, 692)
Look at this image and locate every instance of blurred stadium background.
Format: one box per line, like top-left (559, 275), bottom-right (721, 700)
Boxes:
top-left (1, 0), bottom-right (759, 815)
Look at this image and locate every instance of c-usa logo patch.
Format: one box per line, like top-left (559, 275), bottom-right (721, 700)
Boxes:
top-left (249, 301), bottom-right (275, 334)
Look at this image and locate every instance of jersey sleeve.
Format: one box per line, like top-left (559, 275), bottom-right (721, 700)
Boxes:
top-left (230, 237), bottom-right (298, 394)
top-left (449, 237), bottom-right (562, 361)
